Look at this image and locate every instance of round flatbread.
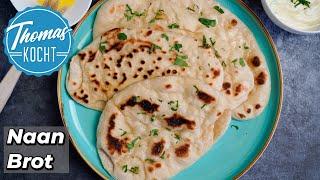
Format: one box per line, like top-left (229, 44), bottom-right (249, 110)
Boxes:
top-left (67, 27), bottom-right (223, 110)
top-left (96, 76), bottom-right (231, 179)
top-left (92, 0), bottom-right (271, 119)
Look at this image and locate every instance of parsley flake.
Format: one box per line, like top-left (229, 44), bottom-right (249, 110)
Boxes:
top-left (145, 158), bottom-right (155, 163)
top-left (127, 136), bottom-right (141, 150)
top-left (239, 58), bottom-right (246, 67)
top-left (174, 55), bottom-right (188, 67)
top-left (122, 165), bottom-right (128, 172)
top-left (214, 5), bottom-right (224, 14)
top-left (149, 129), bottom-right (159, 136)
top-left (199, 18), bottom-right (217, 28)
top-left (149, 9), bottom-right (165, 23)
top-left (168, 23), bottom-right (179, 29)
top-left (118, 33), bottom-right (127, 40)
top-left (170, 43), bottom-right (183, 52)
top-left (161, 33), bottom-right (169, 41)
top-left (129, 166), bottom-right (139, 174)
top-left (168, 100), bottom-right (179, 111)
top-left (231, 125), bottom-right (239, 130)
top-left (124, 4), bottom-right (145, 21)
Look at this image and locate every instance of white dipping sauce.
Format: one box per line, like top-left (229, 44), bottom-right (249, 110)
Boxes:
top-left (266, 0), bottom-right (320, 31)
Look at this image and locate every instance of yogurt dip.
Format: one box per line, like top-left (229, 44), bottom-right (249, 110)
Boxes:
top-left (266, 0), bottom-right (320, 31)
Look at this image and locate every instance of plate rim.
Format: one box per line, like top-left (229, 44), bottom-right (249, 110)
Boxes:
top-left (57, 0), bottom-right (283, 179)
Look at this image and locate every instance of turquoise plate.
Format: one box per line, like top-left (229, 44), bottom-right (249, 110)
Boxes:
top-left (58, 0), bottom-right (283, 179)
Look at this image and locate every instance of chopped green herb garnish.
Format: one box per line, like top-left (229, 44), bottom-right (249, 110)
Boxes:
top-left (232, 59), bottom-right (238, 67)
top-left (243, 43), bottom-right (249, 50)
top-left (231, 125), bottom-right (239, 130)
top-left (199, 18), bottom-right (216, 28)
top-left (193, 85), bottom-right (200, 93)
top-left (239, 58), bottom-right (246, 67)
top-left (149, 43), bottom-right (162, 53)
top-left (150, 115), bottom-right (156, 122)
top-left (170, 43), bottom-right (183, 52)
top-left (137, 112), bottom-right (146, 115)
top-left (174, 133), bottom-right (181, 143)
top-left (132, 96), bottom-right (140, 103)
top-left (174, 55), bottom-right (188, 67)
top-left (161, 33), bottom-right (169, 41)
top-left (168, 100), bottom-right (179, 111)
top-left (168, 23), bottom-right (179, 29)
top-left (221, 61), bottom-right (227, 68)
top-left (127, 136), bottom-right (141, 150)
top-left (129, 166), bottom-right (139, 174)
top-left (149, 129), bottom-right (159, 136)
top-left (122, 165), bottom-right (128, 172)
top-left (99, 40), bottom-right (107, 53)
top-left (160, 151), bottom-right (166, 159)
top-left (118, 33), bottom-right (127, 40)
top-left (124, 4), bottom-right (145, 21)
top-left (149, 9), bottom-right (165, 23)
top-left (145, 158), bottom-right (155, 163)
top-left (158, 99), bottom-right (163, 103)
top-left (214, 5), bottom-right (224, 14)
top-left (201, 104), bottom-right (208, 109)
top-left (214, 49), bottom-right (221, 58)
top-left (187, 3), bottom-right (199, 12)
top-left (120, 129), bottom-right (127, 136)
top-left (200, 35), bottom-right (211, 49)
top-left (291, 0), bottom-right (310, 8)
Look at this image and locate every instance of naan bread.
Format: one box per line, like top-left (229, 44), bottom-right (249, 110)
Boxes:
top-left (96, 76), bottom-right (231, 179)
top-left (67, 27), bottom-right (223, 110)
top-left (93, 0), bottom-right (271, 119)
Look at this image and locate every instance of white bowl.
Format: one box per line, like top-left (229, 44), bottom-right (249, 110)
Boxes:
top-left (10, 0), bottom-right (92, 26)
top-left (261, 0), bottom-right (320, 35)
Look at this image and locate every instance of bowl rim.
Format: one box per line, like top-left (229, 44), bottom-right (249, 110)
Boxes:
top-left (261, 0), bottom-right (320, 35)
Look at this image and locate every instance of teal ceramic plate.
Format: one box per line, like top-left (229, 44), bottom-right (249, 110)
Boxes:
top-left (58, 0), bottom-right (283, 179)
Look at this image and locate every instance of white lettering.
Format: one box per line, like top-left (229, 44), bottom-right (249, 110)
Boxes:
top-left (7, 154), bottom-right (22, 169)
top-left (7, 129), bottom-right (23, 144)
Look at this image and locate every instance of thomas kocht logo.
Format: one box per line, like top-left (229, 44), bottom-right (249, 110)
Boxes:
top-left (3, 7), bottom-right (73, 76)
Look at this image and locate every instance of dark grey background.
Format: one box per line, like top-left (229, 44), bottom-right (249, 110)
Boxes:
top-left (0, 0), bottom-right (319, 179)
top-left (3, 127), bottom-right (69, 173)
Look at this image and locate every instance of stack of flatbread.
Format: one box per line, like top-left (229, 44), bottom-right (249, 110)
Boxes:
top-left (66, 0), bottom-right (270, 179)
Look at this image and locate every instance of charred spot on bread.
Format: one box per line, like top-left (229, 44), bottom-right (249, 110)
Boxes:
top-left (147, 70), bottom-right (154, 75)
top-left (238, 113), bottom-right (246, 119)
top-left (231, 19), bottom-right (238, 26)
top-left (197, 91), bottom-right (215, 104)
top-left (74, 93), bottom-right (89, 104)
top-left (133, 49), bottom-right (139, 53)
top-left (255, 72), bottom-right (267, 85)
top-left (165, 84), bottom-right (172, 89)
top-left (255, 104), bottom-right (261, 109)
top-left (148, 166), bottom-right (154, 172)
top-left (104, 64), bottom-right (110, 69)
top-left (172, 70), bottom-right (178, 74)
top-left (175, 144), bottom-right (190, 158)
top-left (114, 88), bottom-right (118, 92)
top-left (164, 114), bottom-right (196, 130)
top-left (226, 90), bottom-right (231, 95)
top-left (145, 30), bottom-right (153, 37)
top-left (143, 75), bottom-right (148, 79)
top-left (140, 60), bottom-right (146, 64)
top-left (105, 81), bottom-right (110, 85)
top-left (166, 69), bottom-right (171, 74)
top-left (138, 67), bottom-right (143, 72)
top-left (157, 57), bottom-right (162, 61)
top-left (126, 53), bottom-right (133, 58)
top-left (119, 73), bottom-right (127, 85)
top-left (235, 84), bottom-right (243, 94)
top-left (127, 61), bottom-right (132, 68)
top-left (78, 52), bottom-right (86, 60)
top-left (151, 140), bottom-right (165, 156)
top-left (247, 108), bottom-right (251, 113)
top-left (88, 51), bottom-right (97, 62)
top-left (155, 66), bottom-right (159, 70)
top-left (92, 79), bottom-right (100, 86)
top-left (90, 74), bottom-right (96, 78)
top-left (155, 163), bottom-right (161, 168)
top-left (223, 82), bottom-right (231, 90)
top-left (120, 97), bottom-right (159, 113)
top-left (133, 74), bottom-right (138, 78)
top-left (251, 56), bottom-right (261, 67)
top-left (107, 114), bottom-right (126, 155)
